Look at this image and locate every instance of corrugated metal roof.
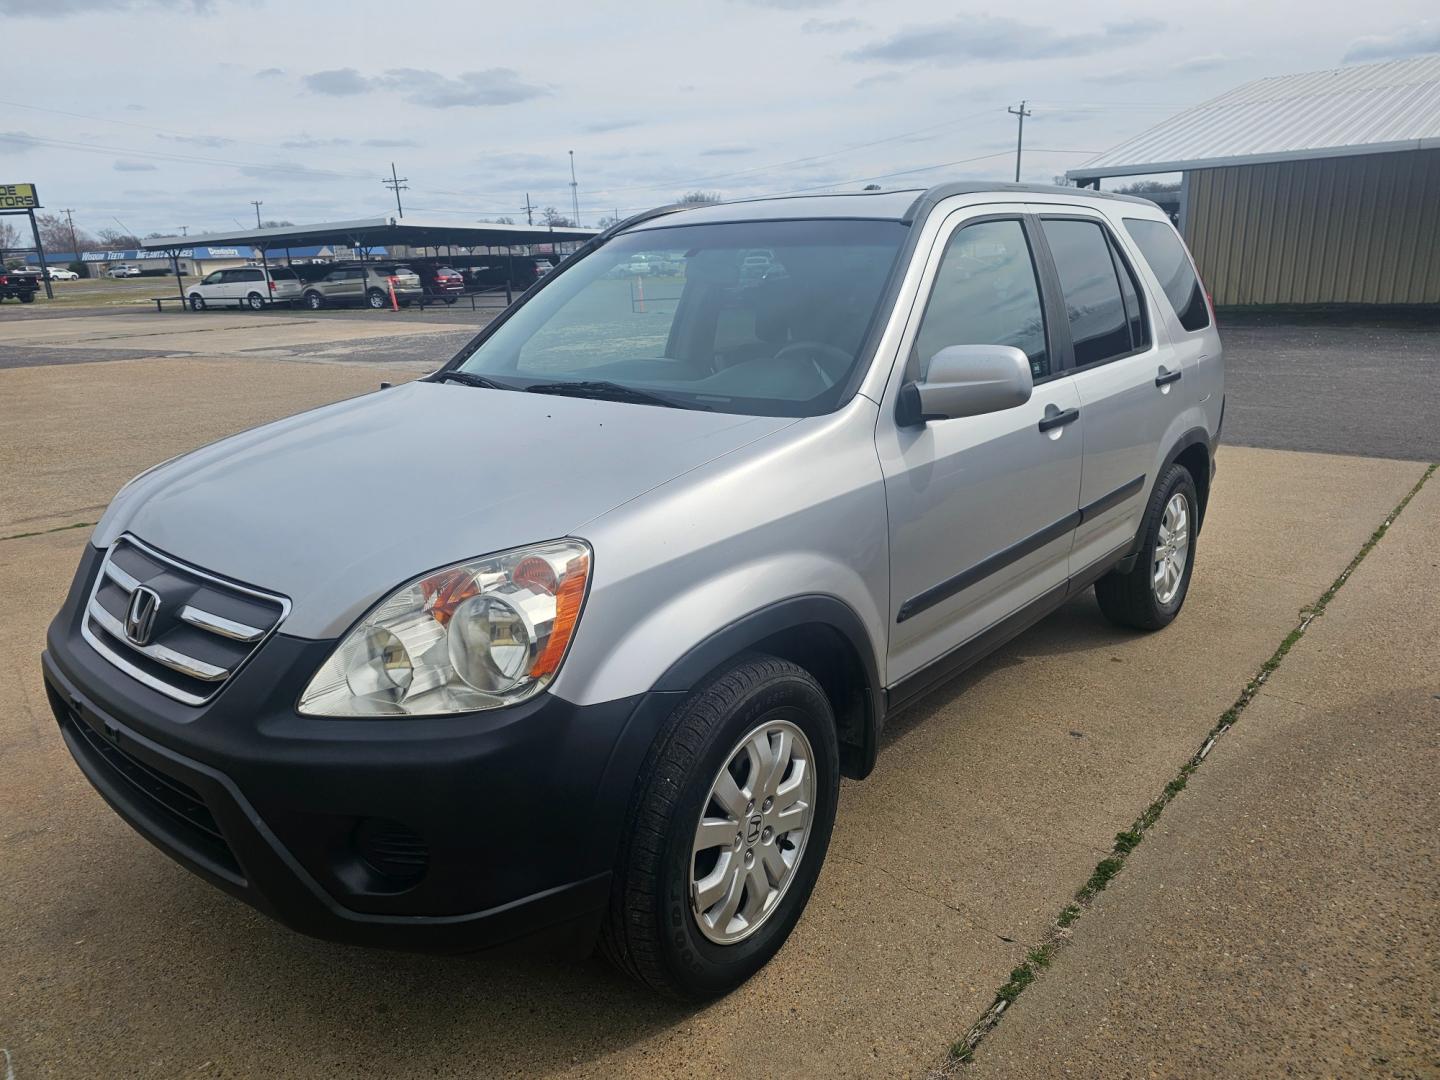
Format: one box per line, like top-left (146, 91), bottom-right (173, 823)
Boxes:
top-left (1068, 55), bottom-right (1440, 179)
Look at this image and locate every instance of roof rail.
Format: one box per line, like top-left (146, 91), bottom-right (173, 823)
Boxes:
top-left (903, 181), bottom-right (1156, 222)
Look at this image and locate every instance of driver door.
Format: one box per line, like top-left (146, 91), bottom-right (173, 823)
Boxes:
top-left (875, 211), bottom-right (1084, 688)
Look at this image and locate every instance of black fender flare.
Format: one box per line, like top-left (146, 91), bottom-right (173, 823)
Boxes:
top-left (1117, 426), bottom-right (1215, 572)
top-left (583, 595), bottom-right (885, 877)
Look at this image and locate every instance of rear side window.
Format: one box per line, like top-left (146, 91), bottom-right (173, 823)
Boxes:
top-left (1124, 218), bottom-right (1210, 332)
top-left (268, 268), bottom-right (297, 281)
top-left (913, 219), bottom-right (1050, 379)
top-left (1040, 219), bottom-right (1132, 368)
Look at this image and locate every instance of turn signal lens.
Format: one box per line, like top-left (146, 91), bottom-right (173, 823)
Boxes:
top-left (299, 540), bottom-right (591, 718)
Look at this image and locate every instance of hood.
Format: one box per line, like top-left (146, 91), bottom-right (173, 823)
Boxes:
top-left (95, 382), bottom-right (795, 639)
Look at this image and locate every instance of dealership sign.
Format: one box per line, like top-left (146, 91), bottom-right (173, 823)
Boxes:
top-left (0, 183), bottom-right (41, 210)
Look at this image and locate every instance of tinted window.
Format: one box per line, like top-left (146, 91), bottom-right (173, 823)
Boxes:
top-left (238, 269), bottom-right (264, 282)
top-left (1124, 218), bottom-right (1210, 331)
top-left (1107, 235), bottom-right (1148, 352)
top-left (268, 268), bottom-right (297, 281)
top-left (1041, 219), bottom-right (1130, 367)
top-left (913, 219), bottom-right (1049, 379)
top-left (202, 271), bottom-right (224, 285)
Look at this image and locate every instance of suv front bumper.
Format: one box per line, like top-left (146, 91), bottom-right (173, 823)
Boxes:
top-left (43, 543), bottom-right (677, 954)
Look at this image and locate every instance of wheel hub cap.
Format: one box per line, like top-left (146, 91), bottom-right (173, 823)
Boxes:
top-left (690, 717), bottom-right (815, 945)
top-left (1152, 492), bottom-right (1191, 605)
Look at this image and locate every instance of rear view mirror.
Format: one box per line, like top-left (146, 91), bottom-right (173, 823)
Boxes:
top-left (897, 344), bottom-right (1033, 426)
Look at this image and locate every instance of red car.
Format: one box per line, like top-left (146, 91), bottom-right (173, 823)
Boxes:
top-left (410, 261), bottom-right (465, 303)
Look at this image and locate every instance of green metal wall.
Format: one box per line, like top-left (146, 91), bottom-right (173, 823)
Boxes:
top-left (1183, 148), bottom-right (1440, 306)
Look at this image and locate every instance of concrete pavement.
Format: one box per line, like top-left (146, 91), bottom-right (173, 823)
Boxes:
top-left (968, 468), bottom-right (1438, 1079)
top-left (0, 351), bottom-right (1433, 1077)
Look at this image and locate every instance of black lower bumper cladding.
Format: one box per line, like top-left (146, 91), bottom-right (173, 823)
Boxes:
top-left (43, 542), bottom-right (682, 954)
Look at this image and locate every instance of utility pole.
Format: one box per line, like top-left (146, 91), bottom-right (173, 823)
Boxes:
top-left (251, 200), bottom-right (264, 228)
top-left (1008, 100), bottom-right (1032, 183)
top-left (568, 150), bottom-right (580, 227)
top-left (179, 226), bottom-right (188, 236)
top-left (383, 163), bottom-right (408, 219)
top-left (61, 208), bottom-right (81, 265)
top-left (523, 193), bottom-right (534, 226)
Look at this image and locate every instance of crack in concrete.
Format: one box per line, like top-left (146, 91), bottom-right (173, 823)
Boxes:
top-left (932, 461), bottom-right (1438, 1075)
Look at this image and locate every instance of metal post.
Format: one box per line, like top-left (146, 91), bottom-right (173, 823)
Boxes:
top-left (172, 249), bottom-right (185, 308)
top-left (505, 245), bottom-right (513, 306)
top-left (258, 246), bottom-right (271, 307)
top-left (28, 209), bottom-right (54, 300)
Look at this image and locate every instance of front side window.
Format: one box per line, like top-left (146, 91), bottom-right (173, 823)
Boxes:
top-left (1041, 219), bottom-right (1131, 368)
top-left (1124, 218), bottom-right (1210, 332)
top-left (201, 271), bottom-right (224, 285)
top-left (912, 219), bottom-right (1049, 379)
top-left (454, 219), bottom-right (907, 417)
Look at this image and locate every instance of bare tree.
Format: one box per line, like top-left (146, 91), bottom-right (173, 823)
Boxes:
top-left (0, 219), bottom-right (23, 255)
top-left (1116, 180), bottom-right (1180, 194)
top-left (260, 219), bottom-right (295, 228)
top-left (540, 206), bottom-right (574, 227)
top-left (34, 212), bottom-right (98, 254)
top-left (676, 191), bottom-right (721, 204)
top-left (96, 227), bottom-right (141, 250)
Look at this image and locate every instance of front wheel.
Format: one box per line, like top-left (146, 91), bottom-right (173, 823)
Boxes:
top-left (367, 288), bottom-right (388, 309)
top-left (600, 655), bottom-right (839, 999)
top-left (1095, 463), bottom-right (1198, 630)
top-left (246, 292), bottom-right (264, 311)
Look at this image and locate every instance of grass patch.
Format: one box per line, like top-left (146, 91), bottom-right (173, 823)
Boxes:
top-left (934, 461), bottom-right (1436, 1075)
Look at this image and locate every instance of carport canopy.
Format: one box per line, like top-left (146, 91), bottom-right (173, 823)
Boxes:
top-left (140, 215), bottom-right (600, 306)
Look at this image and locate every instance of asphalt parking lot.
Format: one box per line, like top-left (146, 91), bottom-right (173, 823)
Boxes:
top-left (1, 305), bottom-right (1436, 1077)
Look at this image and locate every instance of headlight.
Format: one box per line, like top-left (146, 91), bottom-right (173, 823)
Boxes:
top-left (298, 540), bottom-right (590, 717)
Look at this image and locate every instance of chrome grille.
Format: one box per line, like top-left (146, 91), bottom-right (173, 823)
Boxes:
top-left (82, 536), bottom-right (289, 705)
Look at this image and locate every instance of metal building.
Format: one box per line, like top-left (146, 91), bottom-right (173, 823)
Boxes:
top-left (1068, 56), bottom-right (1440, 307)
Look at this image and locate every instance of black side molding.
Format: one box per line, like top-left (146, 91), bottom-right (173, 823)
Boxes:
top-left (1080, 475), bottom-right (1145, 523)
top-left (896, 475), bottom-right (1145, 625)
top-left (897, 511), bottom-right (1080, 623)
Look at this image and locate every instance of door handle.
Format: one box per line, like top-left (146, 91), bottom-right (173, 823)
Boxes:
top-left (1038, 407), bottom-right (1080, 433)
top-left (1155, 368), bottom-right (1182, 387)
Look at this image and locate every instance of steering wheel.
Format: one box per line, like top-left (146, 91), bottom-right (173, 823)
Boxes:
top-left (772, 341), bottom-right (854, 388)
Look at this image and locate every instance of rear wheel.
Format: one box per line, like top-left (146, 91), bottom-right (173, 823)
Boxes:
top-left (246, 292), bottom-right (265, 311)
top-left (304, 291), bottom-right (324, 310)
top-left (444, 297), bottom-right (457, 305)
top-left (600, 655), bottom-right (839, 999)
top-left (1095, 463), bottom-right (1198, 630)
top-left (19, 292), bottom-right (35, 303)
top-left (188, 294), bottom-right (205, 311)
top-left (367, 288), bottom-right (388, 309)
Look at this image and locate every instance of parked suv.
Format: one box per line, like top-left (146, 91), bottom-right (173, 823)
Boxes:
top-left (406, 259), bottom-right (466, 302)
top-left (44, 184), bottom-right (1221, 999)
top-left (300, 263), bottom-right (422, 309)
top-left (186, 266), bottom-right (303, 310)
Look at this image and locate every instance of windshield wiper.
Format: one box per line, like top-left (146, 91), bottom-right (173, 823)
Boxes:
top-left (523, 380), bottom-right (710, 411)
top-left (429, 370), bottom-right (509, 390)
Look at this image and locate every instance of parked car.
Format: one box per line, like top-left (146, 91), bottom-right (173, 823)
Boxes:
top-left (458, 255), bottom-right (545, 292)
top-left (406, 259), bottom-right (466, 302)
top-left (186, 266), bottom-right (303, 310)
top-left (106, 265), bottom-right (143, 278)
top-left (0, 267), bottom-right (39, 302)
top-left (47, 267), bottom-right (81, 281)
top-left (300, 263), bottom-right (422, 309)
top-left (43, 183), bottom-right (1221, 1000)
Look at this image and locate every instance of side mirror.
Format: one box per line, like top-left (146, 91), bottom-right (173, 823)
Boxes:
top-left (897, 344), bottom-right (1034, 426)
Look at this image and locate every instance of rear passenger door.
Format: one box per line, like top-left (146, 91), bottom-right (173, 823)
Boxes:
top-left (1033, 210), bottom-right (1173, 576)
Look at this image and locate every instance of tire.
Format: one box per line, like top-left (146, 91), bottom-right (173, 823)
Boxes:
top-left (188, 294), bottom-right (205, 311)
top-left (444, 297), bottom-right (457, 305)
top-left (304, 291), bottom-right (324, 310)
top-left (246, 292), bottom-right (264, 311)
top-left (367, 289), bottom-right (388, 309)
top-left (1095, 463), bottom-right (1199, 631)
top-left (600, 654), bottom-right (839, 999)
top-left (19, 292), bottom-right (35, 303)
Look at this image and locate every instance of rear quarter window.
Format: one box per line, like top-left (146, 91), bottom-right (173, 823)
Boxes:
top-left (1123, 218), bottom-right (1210, 332)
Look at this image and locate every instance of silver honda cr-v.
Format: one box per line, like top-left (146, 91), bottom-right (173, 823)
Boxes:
top-left (44, 183), bottom-right (1222, 998)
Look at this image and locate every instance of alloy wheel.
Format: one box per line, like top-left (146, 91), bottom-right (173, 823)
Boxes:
top-left (690, 717), bottom-right (815, 945)
top-left (1153, 491), bottom-right (1191, 605)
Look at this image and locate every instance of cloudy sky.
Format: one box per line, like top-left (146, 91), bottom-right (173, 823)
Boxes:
top-left (1, 0), bottom-right (1436, 238)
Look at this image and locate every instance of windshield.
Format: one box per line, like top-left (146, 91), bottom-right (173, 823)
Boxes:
top-left (452, 219), bottom-right (907, 416)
